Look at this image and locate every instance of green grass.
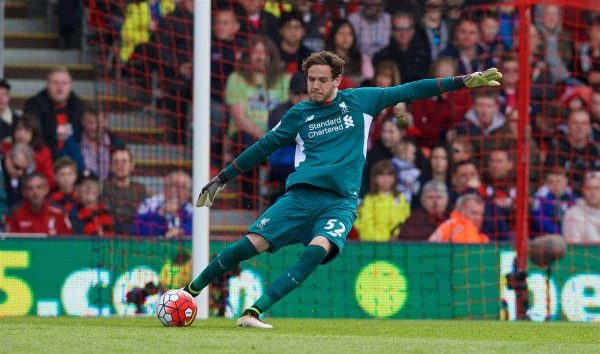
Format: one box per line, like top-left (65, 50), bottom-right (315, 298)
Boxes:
top-left (0, 317), bottom-right (599, 353)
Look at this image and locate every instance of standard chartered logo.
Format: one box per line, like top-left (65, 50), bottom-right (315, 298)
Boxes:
top-left (307, 114), bottom-right (354, 138)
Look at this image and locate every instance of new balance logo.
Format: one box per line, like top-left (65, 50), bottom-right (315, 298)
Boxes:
top-left (343, 115), bottom-right (354, 128)
top-left (257, 218), bottom-right (270, 230)
top-left (339, 102), bottom-right (349, 114)
top-left (305, 115), bottom-right (315, 122)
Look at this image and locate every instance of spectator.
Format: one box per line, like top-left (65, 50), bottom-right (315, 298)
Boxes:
top-left (531, 167), bottom-right (577, 237)
top-left (563, 171), bottom-right (600, 244)
top-left (416, 143), bottom-right (452, 208)
top-left (391, 139), bottom-right (421, 205)
top-left (535, 5), bottom-right (573, 84)
top-left (57, 0), bottom-right (82, 50)
top-left (134, 170), bottom-right (192, 237)
top-left (419, 0), bottom-right (450, 61)
top-left (478, 11), bottom-right (503, 65)
top-left (484, 149), bottom-right (516, 210)
top-left (355, 160), bottom-right (410, 242)
top-left (450, 137), bottom-right (475, 163)
top-left (7, 173), bottom-right (72, 235)
top-left (545, 109), bottom-right (600, 193)
top-left (155, 0), bottom-right (194, 145)
top-left (1, 143), bottom-right (34, 208)
top-left (453, 89), bottom-right (506, 161)
top-left (79, 105), bottom-right (124, 180)
top-left (325, 20), bottom-right (373, 87)
top-left (237, 0), bottom-right (280, 44)
top-left (101, 148), bottom-right (148, 235)
top-left (410, 56), bottom-right (472, 147)
top-left (429, 193), bottom-right (489, 244)
top-left (575, 15), bottom-right (600, 84)
top-left (372, 10), bottom-right (431, 82)
top-left (277, 11), bottom-right (312, 74)
top-left (3, 115), bottom-right (55, 190)
top-left (267, 71), bottom-right (309, 203)
top-left (440, 17), bottom-right (487, 74)
top-left (0, 79), bottom-right (20, 144)
top-left (49, 156), bottom-right (79, 213)
top-left (225, 35), bottom-right (289, 208)
top-left (70, 170), bottom-right (114, 236)
top-left (119, 0), bottom-right (175, 62)
top-left (397, 180), bottom-right (449, 241)
top-left (498, 53), bottom-right (519, 113)
top-left (498, 4), bottom-right (517, 51)
top-left (590, 84), bottom-right (600, 143)
top-left (348, 0), bottom-right (391, 59)
top-left (23, 67), bottom-right (84, 158)
top-left (289, 0), bottom-right (326, 52)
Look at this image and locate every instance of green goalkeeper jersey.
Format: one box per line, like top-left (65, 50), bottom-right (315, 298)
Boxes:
top-left (224, 77), bottom-right (463, 200)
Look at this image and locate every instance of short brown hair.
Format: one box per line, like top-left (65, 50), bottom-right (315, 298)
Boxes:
top-left (369, 160), bottom-right (398, 195)
top-left (301, 51), bottom-right (345, 79)
top-left (53, 156), bottom-right (77, 174)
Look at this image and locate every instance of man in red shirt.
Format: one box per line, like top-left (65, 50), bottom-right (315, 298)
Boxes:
top-left (7, 172), bottom-right (72, 235)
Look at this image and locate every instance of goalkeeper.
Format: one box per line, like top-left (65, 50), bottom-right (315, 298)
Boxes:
top-left (184, 51), bottom-right (501, 328)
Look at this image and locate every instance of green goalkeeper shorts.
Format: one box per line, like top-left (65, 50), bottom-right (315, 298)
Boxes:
top-left (248, 184), bottom-right (357, 264)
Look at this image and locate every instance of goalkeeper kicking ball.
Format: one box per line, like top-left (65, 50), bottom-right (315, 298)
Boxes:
top-left (156, 289), bottom-right (197, 327)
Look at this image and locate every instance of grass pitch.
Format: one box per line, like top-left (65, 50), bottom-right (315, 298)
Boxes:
top-left (0, 317), bottom-right (598, 353)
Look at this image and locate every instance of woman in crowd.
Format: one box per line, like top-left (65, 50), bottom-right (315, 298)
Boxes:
top-left (325, 19), bottom-right (373, 88)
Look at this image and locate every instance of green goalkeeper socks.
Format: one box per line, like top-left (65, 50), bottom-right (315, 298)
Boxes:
top-left (185, 236), bottom-right (259, 295)
top-left (251, 245), bottom-right (327, 314)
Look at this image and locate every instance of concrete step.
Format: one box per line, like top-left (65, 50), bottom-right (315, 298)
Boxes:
top-left (3, 49), bottom-right (85, 65)
top-left (4, 32), bottom-right (60, 49)
top-left (8, 79), bottom-right (97, 97)
top-left (4, 64), bottom-right (95, 80)
top-left (3, 18), bottom-right (47, 32)
top-left (5, 1), bottom-right (30, 18)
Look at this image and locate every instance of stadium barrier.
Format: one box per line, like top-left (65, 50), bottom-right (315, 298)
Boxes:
top-left (1, 237), bottom-right (598, 322)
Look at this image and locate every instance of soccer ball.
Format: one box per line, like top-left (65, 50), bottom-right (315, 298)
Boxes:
top-left (156, 289), bottom-right (197, 327)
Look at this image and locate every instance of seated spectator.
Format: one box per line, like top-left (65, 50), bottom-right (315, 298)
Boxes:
top-left (410, 56), bottom-right (471, 147)
top-left (267, 72), bottom-right (308, 203)
top-left (439, 17), bottom-right (487, 75)
top-left (450, 136), bottom-right (475, 164)
top-left (391, 139), bottom-right (421, 204)
top-left (289, 0), bottom-right (325, 52)
top-left (483, 149), bottom-right (516, 210)
top-left (348, 0), bottom-right (391, 59)
top-left (326, 20), bottom-right (373, 88)
top-left (134, 170), bottom-right (192, 237)
top-left (497, 53), bottom-right (519, 113)
top-left (0, 79), bottom-right (20, 144)
top-left (355, 160), bottom-right (410, 242)
top-left (3, 115), bottom-right (55, 189)
top-left (120, 0), bottom-right (175, 63)
top-left (418, 0), bottom-right (450, 62)
top-left (79, 105), bottom-right (124, 179)
top-left (527, 24), bottom-right (558, 109)
top-left (478, 11), bottom-right (503, 65)
top-left (535, 5), bottom-right (573, 84)
top-left (277, 11), bottom-right (312, 74)
top-left (545, 109), bottom-right (600, 193)
top-left (415, 143), bottom-right (452, 208)
top-left (7, 173), bottom-right (72, 235)
top-left (361, 60), bottom-right (402, 140)
top-left (591, 84), bottom-right (600, 143)
top-left (397, 180), bottom-right (449, 241)
top-left (574, 15), bottom-right (600, 84)
top-left (101, 148), bottom-right (148, 235)
top-left (49, 156), bottom-right (79, 213)
top-left (429, 193), bottom-right (489, 244)
top-left (236, 0), bottom-right (280, 44)
top-left (563, 171), bottom-right (600, 244)
top-left (373, 10), bottom-right (431, 83)
top-left (1, 143), bottom-right (35, 208)
top-left (23, 67), bottom-right (84, 159)
top-left (70, 170), bottom-right (114, 236)
top-left (531, 167), bottom-right (577, 237)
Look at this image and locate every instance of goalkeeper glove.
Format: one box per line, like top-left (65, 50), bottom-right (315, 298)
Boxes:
top-left (462, 68), bottom-right (502, 88)
top-left (196, 171), bottom-right (228, 207)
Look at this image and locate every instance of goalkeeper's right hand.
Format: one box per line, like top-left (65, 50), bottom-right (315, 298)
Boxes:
top-left (196, 171), bottom-right (228, 207)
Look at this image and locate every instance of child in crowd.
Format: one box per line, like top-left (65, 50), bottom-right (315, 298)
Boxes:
top-left (354, 160), bottom-right (410, 242)
top-left (531, 167), bottom-right (577, 237)
top-left (70, 169), bottom-right (114, 236)
top-left (49, 156), bottom-right (79, 213)
top-left (391, 139), bottom-right (421, 205)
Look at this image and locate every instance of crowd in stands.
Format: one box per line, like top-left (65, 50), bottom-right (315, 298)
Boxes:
top-left (2, 0), bottom-right (600, 244)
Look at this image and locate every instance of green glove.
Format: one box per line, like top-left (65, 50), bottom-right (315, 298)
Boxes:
top-left (463, 68), bottom-right (503, 88)
top-left (196, 171), bottom-right (227, 207)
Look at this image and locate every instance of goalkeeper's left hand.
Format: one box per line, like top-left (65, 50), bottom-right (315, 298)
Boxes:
top-left (463, 68), bottom-right (502, 88)
top-left (195, 171), bottom-right (228, 207)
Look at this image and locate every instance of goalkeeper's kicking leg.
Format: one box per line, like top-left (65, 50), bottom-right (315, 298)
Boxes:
top-left (236, 236), bottom-right (330, 329)
top-left (182, 233), bottom-right (269, 297)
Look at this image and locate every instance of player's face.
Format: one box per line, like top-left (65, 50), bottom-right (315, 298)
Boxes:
top-left (307, 65), bottom-right (341, 103)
